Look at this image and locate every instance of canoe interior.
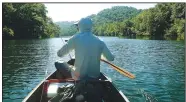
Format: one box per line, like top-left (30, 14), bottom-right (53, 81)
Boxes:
top-left (23, 60), bottom-right (129, 102)
top-left (23, 71), bottom-right (128, 102)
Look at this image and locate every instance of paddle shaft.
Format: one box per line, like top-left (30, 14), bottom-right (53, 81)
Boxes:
top-left (101, 59), bottom-right (135, 79)
top-left (61, 37), bottom-right (72, 59)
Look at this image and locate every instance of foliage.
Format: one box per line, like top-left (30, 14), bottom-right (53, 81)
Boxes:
top-left (8, 3), bottom-right (182, 40)
top-left (2, 3), bottom-right (60, 39)
top-left (55, 21), bottom-right (78, 36)
top-left (124, 3), bottom-right (185, 40)
top-left (133, 3), bottom-right (185, 40)
top-left (86, 3), bottom-right (185, 40)
top-left (55, 4), bottom-right (185, 40)
top-left (87, 6), bottom-right (142, 37)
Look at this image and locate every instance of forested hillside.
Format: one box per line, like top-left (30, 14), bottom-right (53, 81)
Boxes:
top-left (56, 6), bottom-right (142, 36)
top-left (90, 6), bottom-right (142, 36)
top-left (3, 3), bottom-right (184, 40)
top-left (2, 3), bottom-right (60, 39)
top-left (55, 21), bottom-right (78, 36)
top-left (130, 3), bottom-right (185, 40)
top-left (57, 3), bottom-right (185, 40)
top-left (89, 3), bottom-right (185, 40)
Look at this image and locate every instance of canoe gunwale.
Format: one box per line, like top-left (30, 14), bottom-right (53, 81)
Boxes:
top-left (22, 71), bottom-right (55, 102)
top-left (23, 71), bottom-right (129, 102)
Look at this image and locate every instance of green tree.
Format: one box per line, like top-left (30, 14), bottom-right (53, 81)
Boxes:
top-left (2, 3), bottom-right (60, 39)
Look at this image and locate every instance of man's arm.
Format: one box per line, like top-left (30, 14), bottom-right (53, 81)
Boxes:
top-left (101, 42), bottom-right (114, 61)
top-left (57, 36), bottom-right (75, 57)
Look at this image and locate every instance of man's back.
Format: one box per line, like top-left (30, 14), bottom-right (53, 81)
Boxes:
top-left (73, 32), bottom-right (105, 79)
top-left (57, 18), bottom-right (114, 79)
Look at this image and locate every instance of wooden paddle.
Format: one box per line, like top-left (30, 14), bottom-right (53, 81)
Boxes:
top-left (101, 59), bottom-right (135, 79)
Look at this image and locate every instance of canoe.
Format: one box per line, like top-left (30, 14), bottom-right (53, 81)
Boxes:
top-left (22, 60), bottom-right (129, 102)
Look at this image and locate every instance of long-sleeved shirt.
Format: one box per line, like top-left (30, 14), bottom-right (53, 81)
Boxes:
top-left (57, 18), bottom-right (114, 79)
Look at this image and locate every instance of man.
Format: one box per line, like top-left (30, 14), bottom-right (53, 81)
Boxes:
top-left (57, 17), bottom-right (114, 80)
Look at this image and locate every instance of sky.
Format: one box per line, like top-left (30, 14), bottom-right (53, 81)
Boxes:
top-left (44, 3), bottom-right (156, 22)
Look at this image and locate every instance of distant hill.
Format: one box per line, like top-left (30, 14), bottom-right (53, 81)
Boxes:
top-left (56, 6), bottom-right (142, 36)
top-left (90, 6), bottom-right (142, 24)
top-left (55, 21), bottom-right (78, 36)
top-left (55, 4), bottom-right (185, 40)
top-left (87, 6), bottom-right (142, 36)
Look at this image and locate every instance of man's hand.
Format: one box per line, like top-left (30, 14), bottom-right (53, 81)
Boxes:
top-left (67, 59), bottom-right (75, 65)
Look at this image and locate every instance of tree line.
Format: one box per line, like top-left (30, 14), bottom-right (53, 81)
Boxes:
top-left (89, 3), bottom-right (185, 40)
top-left (55, 21), bottom-right (78, 36)
top-left (3, 3), bottom-right (60, 39)
top-left (56, 6), bottom-right (142, 37)
top-left (3, 3), bottom-right (185, 40)
top-left (57, 3), bottom-right (185, 40)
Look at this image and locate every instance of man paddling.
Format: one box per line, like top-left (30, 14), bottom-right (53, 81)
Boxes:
top-left (56, 17), bottom-right (114, 80)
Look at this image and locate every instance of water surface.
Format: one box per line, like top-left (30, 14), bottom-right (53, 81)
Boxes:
top-left (3, 37), bottom-right (185, 102)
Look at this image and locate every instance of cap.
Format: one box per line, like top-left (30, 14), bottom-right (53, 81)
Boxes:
top-left (74, 21), bottom-right (79, 26)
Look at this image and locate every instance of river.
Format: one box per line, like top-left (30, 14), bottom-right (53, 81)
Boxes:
top-left (3, 37), bottom-right (185, 102)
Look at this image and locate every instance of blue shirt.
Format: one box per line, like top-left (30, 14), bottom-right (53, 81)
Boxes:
top-left (57, 18), bottom-right (114, 79)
